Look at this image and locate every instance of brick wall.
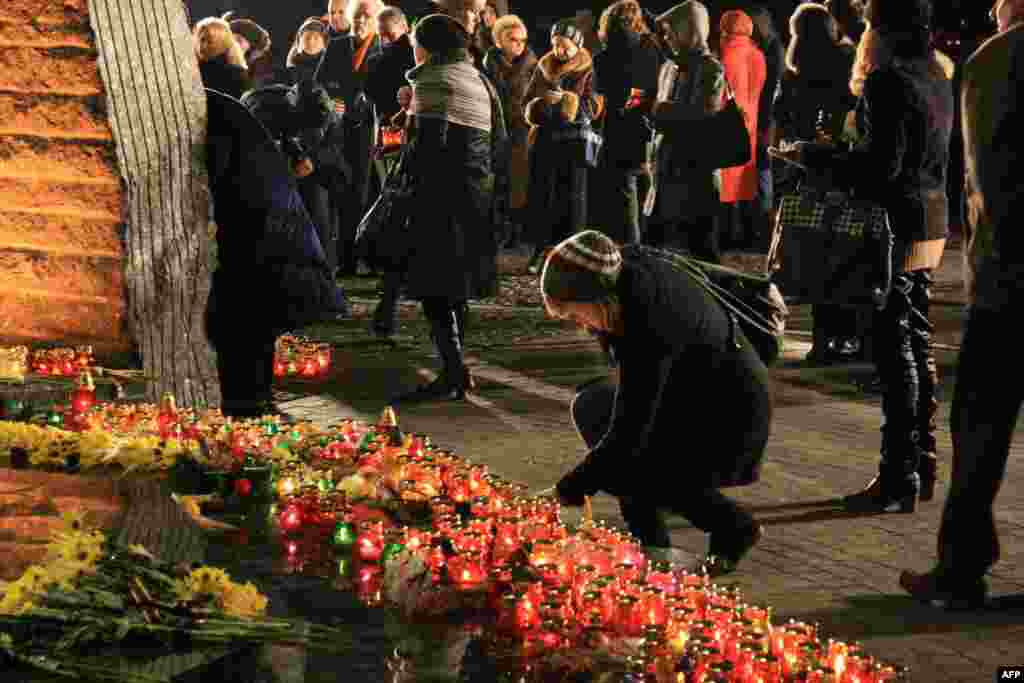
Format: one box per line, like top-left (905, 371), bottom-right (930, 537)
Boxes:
top-left (0, 0), bottom-right (130, 350)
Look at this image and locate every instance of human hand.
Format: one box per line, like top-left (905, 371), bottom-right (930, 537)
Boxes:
top-left (543, 90), bottom-right (563, 106)
top-left (334, 100), bottom-right (346, 114)
top-left (555, 461), bottom-right (598, 507)
top-left (397, 86), bottom-right (412, 110)
top-left (294, 158), bottom-right (315, 178)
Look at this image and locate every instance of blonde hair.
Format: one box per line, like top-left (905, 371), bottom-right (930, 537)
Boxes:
top-left (597, 0), bottom-right (650, 43)
top-left (850, 26), bottom-right (956, 96)
top-left (194, 17), bottom-right (247, 67)
top-left (492, 14), bottom-right (527, 50)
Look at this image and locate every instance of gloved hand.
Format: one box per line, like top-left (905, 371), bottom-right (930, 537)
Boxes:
top-left (556, 458), bottom-right (601, 507)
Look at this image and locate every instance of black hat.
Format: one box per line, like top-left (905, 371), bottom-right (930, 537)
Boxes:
top-left (413, 13), bottom-right (472, 54)
top-left (550, 19), bottom-right (584, 47)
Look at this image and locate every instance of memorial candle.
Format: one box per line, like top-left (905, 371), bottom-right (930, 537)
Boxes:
top-left (356, 521), bottom-right (386, 562)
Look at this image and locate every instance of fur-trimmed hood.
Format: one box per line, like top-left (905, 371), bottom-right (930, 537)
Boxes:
top-left (194, 17), bottom-right (247, 68)
top-left (536, 47), bottom-right (593, 86)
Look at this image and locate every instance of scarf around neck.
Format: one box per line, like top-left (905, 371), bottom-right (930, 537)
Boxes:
top-left (407, 56), bottom-right (492, 132)
top-left (353, 31), bottom-right (377, 72)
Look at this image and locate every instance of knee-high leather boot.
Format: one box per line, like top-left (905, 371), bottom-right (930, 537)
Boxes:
top-left (454, 303), bottom-right (475, 390)
top-left (844, 275), bottom-right (921, 512)
top-left (910, 270), bottom-right (939, 501)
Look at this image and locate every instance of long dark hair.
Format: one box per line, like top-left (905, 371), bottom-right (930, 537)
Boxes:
top-left (786, 3), bottom-right (844, 75)
top-left (871, 0), bottom-right (933, 59)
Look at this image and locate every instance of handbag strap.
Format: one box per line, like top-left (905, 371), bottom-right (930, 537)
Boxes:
top-left (640, 246), bottom-right (781, 340)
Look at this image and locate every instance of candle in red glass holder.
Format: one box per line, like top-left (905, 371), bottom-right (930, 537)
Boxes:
top-left (615, 562), bottom-right (643, 584)
top-left (529, 539), bottom-right (558, 568)
top-left (447, 552), bottom-right (487, 591)
top-left (539, 599), bottom-right (573, 623)
top-left (156, 394), bottom-right (179, 438)
top-left (571, 564), bottom-right (598, 609)
top-left (356, 564), bottom-right (384, 606)
top-left (356, 521), bottom-right (386, 562)
top-left (806, 666), bottom-right (838, 683)
top-left (402, 527), bottom-right (431, 552)
top-left (637, 588), bottom-right (668, 629)
top-left (530, 618), bottom-right (566, 651)
top-left (514, 592), bottom-right (541, 633)
top-left (645, 561), bottom-right (678, 596)
top-left (844, 654), bottom-right (875, 683)
top-left (742, 603), bottom-right (771, 630)
top-left (736, 641), bottom-right (762, 680)
top-left (70, 371), bottom-right (96, 417)
top-left (614, 594), bottom-right (643, 637)
top-left (753, 653), bottom-right (783, 683)
top-left (447, 475), bottom-right (473, 503)
top-left (827, 639), bottom-right (849, 678)
top-left (779, 623), bottom-right (814, 676)
top-left (278, 503), bottom-right (304, 534)
top-left (613, 542), bottom-right (646, 570)
top-left (494, 521), bottom-right (523, 562)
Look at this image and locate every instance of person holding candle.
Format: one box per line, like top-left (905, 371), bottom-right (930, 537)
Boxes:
top-left (542, 230), bottom-right (771, 577)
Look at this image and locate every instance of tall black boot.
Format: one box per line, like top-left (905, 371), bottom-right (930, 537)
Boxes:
top-left (844, 278), bottom-right (921, 513)
top-left (395, 305), bottom-right (466, 403)
top-left (910, 270), bottom-right (940, 501)
top-left (454, 302), bottom-right (475, 391)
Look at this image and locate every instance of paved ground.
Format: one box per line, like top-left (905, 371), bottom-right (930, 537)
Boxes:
top-left (279, 242), bottom-right (1022, 682)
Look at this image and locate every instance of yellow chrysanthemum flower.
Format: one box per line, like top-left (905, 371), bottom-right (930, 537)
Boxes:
top-left (221, 581), bottom-right (268, 619)
top-left (61, 509), bottom-right (89, 534)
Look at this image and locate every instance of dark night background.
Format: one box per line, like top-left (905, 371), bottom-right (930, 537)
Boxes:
top-left (185, 0), bottom-right (995, 71)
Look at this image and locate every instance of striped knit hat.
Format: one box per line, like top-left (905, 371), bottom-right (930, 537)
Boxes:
top-left (540, 231), bottom-right (623, 305)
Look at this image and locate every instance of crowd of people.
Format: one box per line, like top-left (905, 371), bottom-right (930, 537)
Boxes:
top-left (194, 0), bottom-right (1024, 609)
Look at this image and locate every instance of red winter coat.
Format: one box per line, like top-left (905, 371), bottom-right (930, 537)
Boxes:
top-left (718, 11), bottom-right (766, 203)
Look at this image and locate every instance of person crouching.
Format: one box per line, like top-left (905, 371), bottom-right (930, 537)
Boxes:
top-left (544, 230), bottom-right (771, 576)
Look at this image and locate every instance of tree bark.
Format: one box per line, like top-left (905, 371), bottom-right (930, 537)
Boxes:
top-left (87, 0), bottom-right (221, 408)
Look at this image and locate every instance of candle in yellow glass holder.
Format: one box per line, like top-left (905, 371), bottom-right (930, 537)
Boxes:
top-left (0, 346), bottom-right (29, 382)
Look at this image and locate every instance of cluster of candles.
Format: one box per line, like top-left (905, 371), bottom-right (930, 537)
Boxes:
top-left (273, 335), bottom-right (332, 378)
top-left (0, 346), bottom-right (30, 381)
top-left (30, 346), bottom-right (94, 377)
top-left (265, 413), bottom-right (906, 683)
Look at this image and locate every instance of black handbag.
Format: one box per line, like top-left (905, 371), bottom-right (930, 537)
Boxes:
top-left (681, 84), bottom-right (751, 171)
top-left (354, 145), bottom-right (415, 272)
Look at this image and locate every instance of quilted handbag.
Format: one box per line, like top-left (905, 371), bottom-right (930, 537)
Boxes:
top-left (769, 189), bottom-right (893, 306)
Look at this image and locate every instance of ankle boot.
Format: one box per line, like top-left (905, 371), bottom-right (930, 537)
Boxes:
top-left (844, 428), bottom-right (921, 513)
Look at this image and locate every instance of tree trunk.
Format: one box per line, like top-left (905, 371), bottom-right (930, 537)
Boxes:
top-left (87, 0), bottom-right (221, 408)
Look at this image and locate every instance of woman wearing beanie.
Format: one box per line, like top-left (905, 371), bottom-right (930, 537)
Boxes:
top-left (287, 17), bottom-right (331, 85)
top-left (544, 230), bottom-right (771, 576)
top-left (393, 13), bottom-right (506, 402)
top-left (522, 19), bottom-right (603, 274)
top-left (793, 0), bottom-right (954, 513)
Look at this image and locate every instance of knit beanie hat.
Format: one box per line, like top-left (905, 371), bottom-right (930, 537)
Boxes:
top-left (551, 19), bottom-right (585, 48)
top-left (540, 231), bottom-right (623, 305)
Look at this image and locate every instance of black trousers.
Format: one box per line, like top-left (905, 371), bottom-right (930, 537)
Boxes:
top-left (651, 213), bottom-right (721, 264)
top-left (373, 269), bottom-right (403, 334)
top-left (938, 307), bottom-right (1019, 580)
top-left (570, 380), bottom-right (755, 548)
top-left (874, 270), bottom-right (938, 475)
top-left (600, 166), bottom-right (643, 245)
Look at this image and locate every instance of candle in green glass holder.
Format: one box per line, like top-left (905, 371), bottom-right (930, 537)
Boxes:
top-left (332, 521), bottom-right (357, 547)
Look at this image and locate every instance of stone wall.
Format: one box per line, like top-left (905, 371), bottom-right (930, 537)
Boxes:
top-left (0, 0), bottom-right (129, 350)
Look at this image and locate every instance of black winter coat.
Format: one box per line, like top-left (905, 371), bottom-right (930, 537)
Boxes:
top-left (775, 44), bottom-right (856, 144)
top-left (200, 57), bottom-right (251, 100)
top-left (402, 96), bottom-right (505, 301)
top-left (562, 246), bottom-right (772, 499)
top-left (593, 31), bottom-right (661, 170)
top-left (364, 34), bottom-right (416, 123)
top-left (204, 90), bottom-right (347, 340)
top-left (807, 59), bottom-right (955, 248)
top-left (482, 46), bottom-right (539, 147)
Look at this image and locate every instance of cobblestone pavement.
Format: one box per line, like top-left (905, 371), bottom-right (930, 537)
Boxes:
top-left (280, 244), bottom-right (1022, 682)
